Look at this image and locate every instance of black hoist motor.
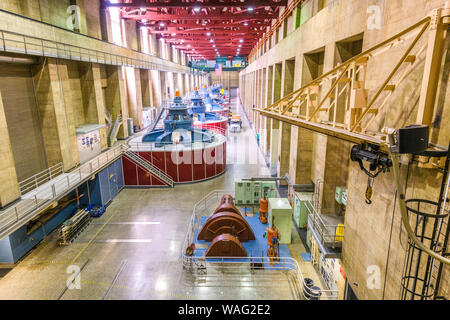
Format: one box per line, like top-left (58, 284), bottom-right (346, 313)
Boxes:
top-left (350, 143), bottom-right (393, 204)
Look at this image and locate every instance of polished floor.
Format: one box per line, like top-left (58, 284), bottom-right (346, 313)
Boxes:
top-left (0, 89), bottom-right (324, 300)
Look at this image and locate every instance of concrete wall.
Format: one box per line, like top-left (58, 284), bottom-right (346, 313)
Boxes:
top-left (240, 0), bottom-right (449, 300)
top-left (0, 63), bottom-right (47, 182)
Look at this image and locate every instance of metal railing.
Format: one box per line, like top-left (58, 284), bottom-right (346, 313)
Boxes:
top-left (18, 163), bottom-right (64, 195)
top-left (0, 144), bottom-right (124, 240)
top-left (123, 150), bottom-right (174, 187)
top-left (0, 17), bottom-right (191, 74)
top-left (128, 128), bottom-right (228, 152)
top-left (181, 190), bottom-right (339, 300)
top-left (305, 200), bottom-right (344, 247)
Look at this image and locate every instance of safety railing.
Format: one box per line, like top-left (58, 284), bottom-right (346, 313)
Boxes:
top-left (0, 25), bottom-right (190, 74)
top-left (128, 128), bottom-right (228, 153)
top-left (305, 200), bottom-right (344, 247)
top-left (181, 190), bottom-right (339, 300)
top-left (18, 163), bottom-right (64, 195)
top-left (0, 144), bottom-right (124, 240)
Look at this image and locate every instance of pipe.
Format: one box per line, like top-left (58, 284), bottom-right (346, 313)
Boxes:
top-left (0, 55), bottom-right (37, 64)
top-left (388, 133), bottom-right (450, 266)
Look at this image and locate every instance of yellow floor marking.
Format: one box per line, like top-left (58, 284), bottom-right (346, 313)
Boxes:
top-left (69, 209), bottom-right (120, 265)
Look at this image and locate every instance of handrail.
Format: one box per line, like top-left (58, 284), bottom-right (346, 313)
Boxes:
top-left (305, 200), bottom-right (344, 244)
top-left (0, 144), bottom-right (124, 241)
top-left (0, 11), bottom-right (191, 74)
top-left (18, 163), bottom-right (64, 195)
top-left (181, 190), bottom-right (339, 300)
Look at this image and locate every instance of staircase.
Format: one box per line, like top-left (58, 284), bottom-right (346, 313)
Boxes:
top-left (151, 108), bottom-right (167, 131)
top-left (124, 150), bottom-right (174, 188)
top-left (109, 115), bottom-right (123, 147)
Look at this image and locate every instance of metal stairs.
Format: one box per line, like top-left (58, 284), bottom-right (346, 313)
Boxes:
top-left (123, 150), bottom-right (174, 187)
top-left (109, 115), bottom-right (123, 147)
top-left (151, 108), bottom-right (167, 131)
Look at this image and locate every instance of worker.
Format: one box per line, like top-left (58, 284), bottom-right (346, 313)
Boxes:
top-left (259, 196), bottom-right (268, 224)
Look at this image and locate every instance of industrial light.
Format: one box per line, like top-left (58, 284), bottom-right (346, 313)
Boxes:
top-left (239, 39), bottom-right (244, 43)
top-left (193, 6), bottom-right (201, 13)
top-left (171, 33), bottom-right (176, 36)
top-left (210, 39), bottom-right (214, 43)
top-left (159, 22), bottom-right (165, 27)
top-left (206, 32), bottom-right (211, 36)
top-left (142, 19), bottom-right (147, 23)
top-left (213, 45), bottom-right (216, 48)
top-left (244, 22), bottom-right (249, 26)
top-left (248, 7), bottom-right (254, 12)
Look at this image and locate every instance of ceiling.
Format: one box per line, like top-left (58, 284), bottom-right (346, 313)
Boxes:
top-left (103, 0), bottom-right (287, 60)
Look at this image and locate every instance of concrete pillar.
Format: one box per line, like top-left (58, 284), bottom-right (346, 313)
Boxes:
top-left (125, 67), bottom-right (143, 131)
top-left (150, 70), bottom-right (162, 108)
top-left (278, 59), bottom-right (296, 184)
top-left (32, 58), bottom-right (79, 171)
top-left (105, 66), bottom-right (129, 139)
top-left (55, 61), bottom-right (81, 165)
top-left (140, 69), bottom-right (152, 107)
top-left (78, 62), bottom-right (107, 150)
top-left (0, 90), bottom-right (20, 208)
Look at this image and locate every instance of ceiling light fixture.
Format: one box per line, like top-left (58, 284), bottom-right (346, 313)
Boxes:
top-left (193, 6), bottom-right (201, 13)
top-left (159, 22), bottom-right (165, 27)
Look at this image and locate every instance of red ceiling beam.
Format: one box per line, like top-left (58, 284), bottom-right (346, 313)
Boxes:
top-left (149, 28), bottom-right (263, 35)
top-left (104, 0), bottom-right (288, 8)
top-left (123, 12), bottom-right (278, 21)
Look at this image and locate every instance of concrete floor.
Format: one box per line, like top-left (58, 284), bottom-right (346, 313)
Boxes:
top-left (0, 89), bottom-right (324, 300)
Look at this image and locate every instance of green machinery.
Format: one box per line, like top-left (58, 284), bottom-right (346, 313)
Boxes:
top-left (268, 198), bottom-right (292, 244)
top-left (293, 192), bottom-right (314, 229)
top-left (335, 186), bottom-right (348, 206)
top-left (235, 180), bottom-right (277, 205)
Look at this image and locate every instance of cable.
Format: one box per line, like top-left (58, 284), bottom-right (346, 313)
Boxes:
top-left (382, 189), bottom-right (397, 300)
top-left (388, 134), bottom-right (450, 266)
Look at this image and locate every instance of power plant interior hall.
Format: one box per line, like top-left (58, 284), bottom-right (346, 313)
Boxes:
top-left (0, 0), bottom-right (449, 306)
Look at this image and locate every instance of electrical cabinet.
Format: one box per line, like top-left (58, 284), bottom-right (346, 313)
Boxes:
top-left (261, 182), bottom-right (277, 199)
top-left (235, 180), bottom-right (277, 205)
top-left (268, 198), bottom-right (292, 244)
top-left (293, 192), bottom-right (313, 229)
top-left (335, 186), bottom-right (348, 205)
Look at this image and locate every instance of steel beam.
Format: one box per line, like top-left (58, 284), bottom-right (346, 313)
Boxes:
top-left (104, 0), bottom-right (288, 8)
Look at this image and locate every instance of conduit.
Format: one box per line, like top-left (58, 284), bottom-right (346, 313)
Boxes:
top-left (388, 134), bottom-right (450, 266)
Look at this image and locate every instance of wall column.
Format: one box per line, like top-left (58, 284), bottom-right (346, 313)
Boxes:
top-left (79, 62), bottom-right (107, 150)
top-left (105, 66), bottom-right (129, 139)
top-left (32, 58), bottom-right (78, 171)
top-left (125, 67), bottom-right (143, 131)
top-left (0, 89), bottom-right (19, 207)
